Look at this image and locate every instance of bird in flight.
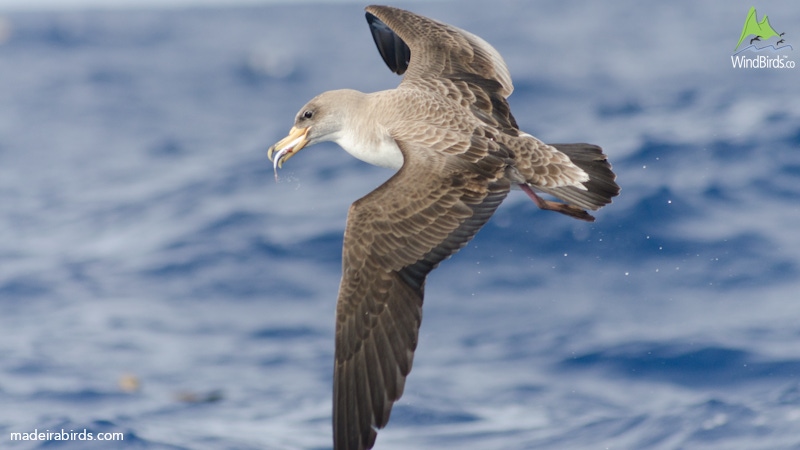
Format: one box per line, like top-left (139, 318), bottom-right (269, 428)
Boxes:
top-left (268, 5), bottom-right (619, 449)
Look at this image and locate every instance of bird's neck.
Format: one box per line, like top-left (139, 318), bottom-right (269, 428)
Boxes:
top-left (333, 91), bottom-right (404, 170)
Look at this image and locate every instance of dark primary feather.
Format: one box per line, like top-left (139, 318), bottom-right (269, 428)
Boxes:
top-left (366, 13), bottom-right (411, 75)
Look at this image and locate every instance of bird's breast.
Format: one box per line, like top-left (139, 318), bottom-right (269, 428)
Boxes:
top-left (336, 127), bottom-right (404, 170)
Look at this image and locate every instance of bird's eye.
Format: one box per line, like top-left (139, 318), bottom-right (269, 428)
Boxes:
top-left (302, 110), bottom-right (314, 119)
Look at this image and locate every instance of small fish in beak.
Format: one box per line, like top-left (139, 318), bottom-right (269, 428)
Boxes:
top-left (267, 126), bottom-right (310, 181)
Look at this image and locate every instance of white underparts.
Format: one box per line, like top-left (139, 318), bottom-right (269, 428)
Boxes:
top-left (335, 126), bottom-right (404, 170)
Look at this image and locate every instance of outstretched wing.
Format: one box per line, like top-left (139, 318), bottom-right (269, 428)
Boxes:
top-left (333, 139), bottom-right (510, 450)
top-left (365, 5), bottom-right (513, 99)
top-left (366, 4), bottom-right (521, 139)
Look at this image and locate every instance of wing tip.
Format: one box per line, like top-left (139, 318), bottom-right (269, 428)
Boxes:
top-left (365, 7), bottom-right (410, 75)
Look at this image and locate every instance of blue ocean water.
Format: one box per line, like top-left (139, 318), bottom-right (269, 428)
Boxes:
top-left (1, 1), bottom-right (799, 449)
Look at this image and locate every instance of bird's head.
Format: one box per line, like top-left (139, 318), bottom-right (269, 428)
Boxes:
top-left (268, 89), bottom-right (364, 177)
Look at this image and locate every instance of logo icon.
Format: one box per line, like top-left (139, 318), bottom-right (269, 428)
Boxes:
top-left (731, 7), bottom-right (795, 69)
top-left (734, 7), bottom-right (791, 53)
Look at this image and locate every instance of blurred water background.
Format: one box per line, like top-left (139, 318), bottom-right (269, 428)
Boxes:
top-left (1, 0), bottom-right (800, 448)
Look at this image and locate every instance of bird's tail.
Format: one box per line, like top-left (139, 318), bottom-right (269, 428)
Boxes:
top-left (538, 143), bottom-right (620, 211)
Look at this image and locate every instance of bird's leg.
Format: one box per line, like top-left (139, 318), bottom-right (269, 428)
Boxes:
top-left (519, 184), bottom-right (595, 222)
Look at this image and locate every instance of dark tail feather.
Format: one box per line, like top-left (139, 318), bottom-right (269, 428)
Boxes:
top-left (540, 143), bottom-right (620, 211)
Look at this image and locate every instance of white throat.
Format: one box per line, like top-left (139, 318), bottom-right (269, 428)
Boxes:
top-left (333, 123), bottom-right (404, 170)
